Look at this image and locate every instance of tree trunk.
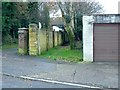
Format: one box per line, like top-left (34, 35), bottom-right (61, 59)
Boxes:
top-left (61, 17), bottom-right (75, 49)
top-left (66, 24), bottom-right (75, 49)
top-left (69, 2), bottom-right (75, 49)
top-left (57, 2), bottom-right (75, 49)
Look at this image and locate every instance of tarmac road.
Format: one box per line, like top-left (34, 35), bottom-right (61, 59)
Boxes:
top-left (2, 75), bottom-right (81, 88)
top-left (1, 48), bottom-right (119, 89)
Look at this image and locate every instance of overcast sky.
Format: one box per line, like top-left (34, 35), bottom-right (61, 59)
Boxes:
top-left (50, 0), bottom-right (120, 17)
top-left (96, 0), bottom-right (120, 14)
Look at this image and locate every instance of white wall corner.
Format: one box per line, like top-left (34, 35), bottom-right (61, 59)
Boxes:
top-left (83, 16), bottom-right (94, 62)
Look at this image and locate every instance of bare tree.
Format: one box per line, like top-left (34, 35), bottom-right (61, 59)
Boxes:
top-left (74, 1), bottom-right (103, 15)
top-left (47, 1), bottom-right (103, 49)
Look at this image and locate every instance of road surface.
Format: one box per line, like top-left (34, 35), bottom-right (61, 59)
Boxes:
top-left (2, 75), bottom-right (81, 88)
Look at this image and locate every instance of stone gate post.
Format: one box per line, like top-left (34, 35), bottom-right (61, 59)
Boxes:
top-left (18, 28), bottom-right (29, 55)
top-left (29, 24), bottom-right (38, 55)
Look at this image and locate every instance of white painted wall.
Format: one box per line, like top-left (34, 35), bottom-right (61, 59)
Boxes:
top-left (83, 16), bottom-right (94, 62)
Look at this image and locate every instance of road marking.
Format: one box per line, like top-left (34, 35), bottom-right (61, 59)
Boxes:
top-left (2, 72), bottom-right (101, 89)
top-left (20, 76), bottom-right (100, 88)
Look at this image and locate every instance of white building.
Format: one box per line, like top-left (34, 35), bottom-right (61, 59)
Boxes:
top-left (53, 26), bottom-right (63, 32)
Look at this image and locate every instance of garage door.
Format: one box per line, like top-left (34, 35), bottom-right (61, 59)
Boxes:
top-left (93, 24), bottom-right (119, 61)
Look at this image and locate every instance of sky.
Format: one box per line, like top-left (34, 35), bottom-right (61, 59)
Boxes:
top-left (95, 0), bottom-right (120, 14)
top-left (50, 0), bottom-right (120, 17)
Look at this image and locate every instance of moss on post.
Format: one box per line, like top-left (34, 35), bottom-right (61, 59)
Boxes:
top-left (18, 48), bottom-right (27, 55)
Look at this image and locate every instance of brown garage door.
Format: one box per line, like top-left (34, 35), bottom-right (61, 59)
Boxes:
top-left (93, 24), bottom-right (119, 61)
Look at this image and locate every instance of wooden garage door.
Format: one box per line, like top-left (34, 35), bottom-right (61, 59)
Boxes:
top-left (93, 24), bottom-right (119, 61)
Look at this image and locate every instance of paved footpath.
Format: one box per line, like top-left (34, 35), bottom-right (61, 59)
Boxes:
top-left (1, 48), bottom-right (119, 89)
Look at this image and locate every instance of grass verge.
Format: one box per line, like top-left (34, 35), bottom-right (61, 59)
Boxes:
top-left (39, 46), bottom-right (83, 63)
top-left (0, 43), bottom-right (18, 50)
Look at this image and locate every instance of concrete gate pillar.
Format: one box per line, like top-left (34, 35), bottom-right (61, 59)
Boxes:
top-left (83, 16), bottom-right (94, 62)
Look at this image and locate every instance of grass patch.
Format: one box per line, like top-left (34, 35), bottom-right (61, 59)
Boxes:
top-left (1, 43), bottom-right (18, 50)
top-left (39, 46), bottom-right (83, 63)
